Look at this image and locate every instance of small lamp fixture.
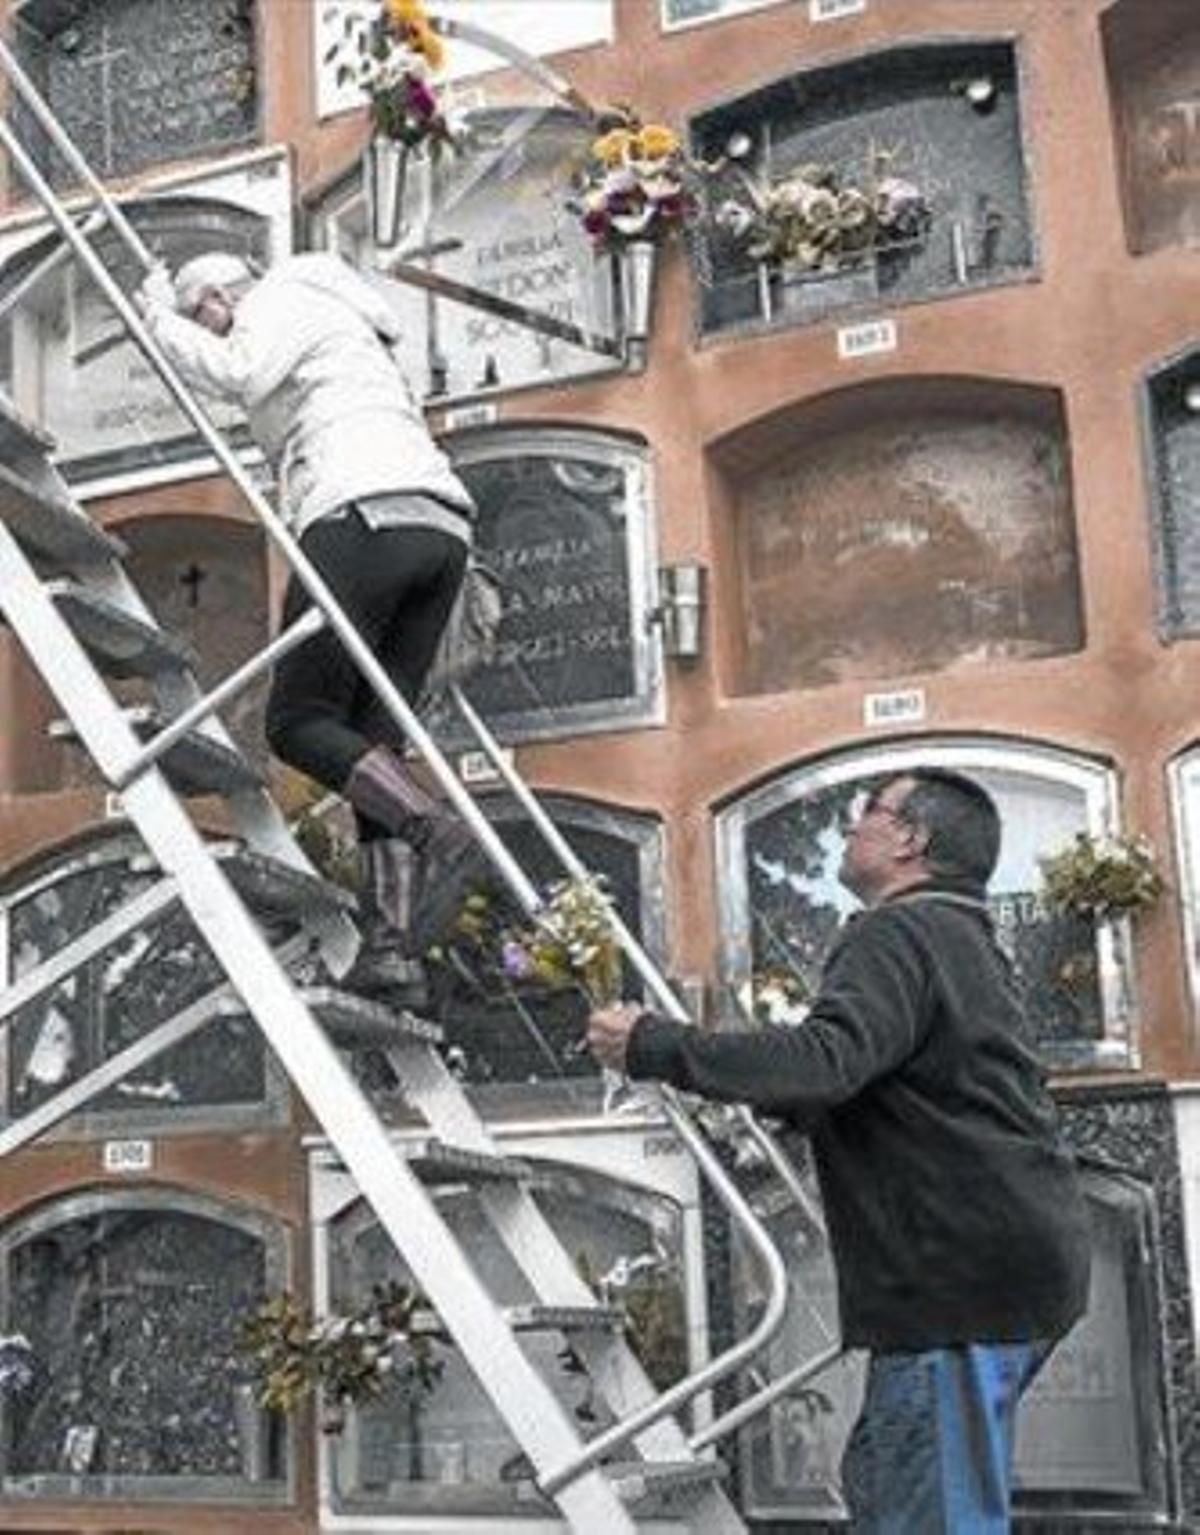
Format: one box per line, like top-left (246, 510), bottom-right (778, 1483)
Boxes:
top-left (1184, 380), bottom-right (1200, 415)
top-left (655, 561), bottom-right (707, 662)
top-left (964, 76), bottom-right (998, 113)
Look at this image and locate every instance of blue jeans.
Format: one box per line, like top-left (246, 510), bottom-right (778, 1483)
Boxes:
top-left (840, 1341), bottom-right (1052, 1533)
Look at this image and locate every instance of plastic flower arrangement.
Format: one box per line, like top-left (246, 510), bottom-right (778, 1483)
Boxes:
top-left (569, 109), bottom-right (697, 250)
top-left (0, 1334), bottom-right (34, 1398)
top-left (1039, 832), bottom-right (1165, 923)
top-left (325, 0), bottom-right (457, 150)
top-left (446, 875), bottom-right (624, 1006)
top-left (713, 149), bottom-right (929, 273)
top-left (238, 1283), bottom-right (441, 1435)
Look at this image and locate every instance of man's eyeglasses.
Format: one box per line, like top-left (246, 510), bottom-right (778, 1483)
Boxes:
top-left (844, 788), bottom-right (912, 830)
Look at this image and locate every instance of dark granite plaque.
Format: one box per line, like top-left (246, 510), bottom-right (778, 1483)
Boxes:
top-left (15, 0), bottom-right (257, 186)
top-left (421, 806), bottom-right (651, 1087)
top-left (430, 440), bottom-right (651, 742)
top-left (1147, 357), bottom-right (1200, 638)
top-left (690, 42), bottom-right (1033, 333)
top-left (3, 1205), bottom-right (274, 1491)
top-left (2, 843), bottom-right (272, 1126)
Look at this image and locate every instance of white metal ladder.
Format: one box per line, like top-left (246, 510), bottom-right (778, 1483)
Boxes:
top-left (0, 34), bottom-right (840, 1532)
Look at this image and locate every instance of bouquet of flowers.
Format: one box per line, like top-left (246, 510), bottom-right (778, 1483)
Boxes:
top-left (325, 0), bottom-right (457, 150)
top-left (712, 150), bottom-right (929, 273)
top-left (569, 109), bottom-right (697, 250)
top-left (237, 1283), bottom-right (441, 1435)
top-left (1039, 832), bottom-right (1165, 923)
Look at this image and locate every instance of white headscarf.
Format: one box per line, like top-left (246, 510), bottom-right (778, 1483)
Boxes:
top-left (172, 252), bottom-right (257, 314)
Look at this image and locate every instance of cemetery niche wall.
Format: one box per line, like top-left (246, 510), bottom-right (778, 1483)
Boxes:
top-left (11, 0), bottom-right (257, 188)
top-left (690, 39), bottom-right (1034, 335)
top-left (0, 1188), bottom-right (287, 1503)
top-left (0, 834), bottom-right (287, 1135)
top-left (717, 377), bottom-right (1083, 695)
top-left (431, 427), bottom-right (661, 745)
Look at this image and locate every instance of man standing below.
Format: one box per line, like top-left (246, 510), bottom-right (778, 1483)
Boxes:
top-left (137, 250), bottom-right (477, 994)
top-left (589, 768), bottom-right (1091, 1532)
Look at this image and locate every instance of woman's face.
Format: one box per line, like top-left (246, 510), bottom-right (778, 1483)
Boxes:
top-left (189, 286), bottom-right (237, 336)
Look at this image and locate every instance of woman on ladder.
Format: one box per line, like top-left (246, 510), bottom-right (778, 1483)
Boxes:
top-left (137, 248), bottom-right (477, 999)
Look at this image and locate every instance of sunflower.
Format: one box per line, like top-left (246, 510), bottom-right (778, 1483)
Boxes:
top-left (635, 124), bottom-right (679, 160)
top-left (591, 127), bottom-right (636, 167)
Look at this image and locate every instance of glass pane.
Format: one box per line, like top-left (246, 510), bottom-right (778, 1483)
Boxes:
top-left (738, 764), bottom-right (1101, 1059)
top-left (4, 852), bottom-right (272, 1123)
top-left (327, 1170), bottom-right (686, 1513)
top-left (3, 1207), bottom-right (279, 1497)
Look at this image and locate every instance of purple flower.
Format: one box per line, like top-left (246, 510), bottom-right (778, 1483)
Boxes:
top-left (501, 940), bottom-right (536, 981)
top-left (405, 73), bottom-right (439, 121)
top-left (582, 207), bottom-right (611, 238)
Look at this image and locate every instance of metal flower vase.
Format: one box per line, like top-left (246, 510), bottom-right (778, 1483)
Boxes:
top-left (365, 136), bottom-right (409, 248)
top-left (618, 239), bottom-right (657, 366)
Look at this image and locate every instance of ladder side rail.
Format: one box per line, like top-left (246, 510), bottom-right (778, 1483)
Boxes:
top-left (0, 97), bottom-right (542, 920)
top-left (0, 934), bottom-right (307, 1157)
top-left (447, 685), bottom-right (794, 1490)
top-left (689, 1343), bottom-right (845, 1455)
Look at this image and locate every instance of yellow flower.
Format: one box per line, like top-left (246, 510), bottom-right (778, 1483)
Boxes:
top-left (408, 19), bottom-right (445, 71)
top-left (591, 128), bottom-right (635, 166)
top-left (387, 0), bottom-right (428, 24)
top-left (635, 124), bottom-right (678, 160)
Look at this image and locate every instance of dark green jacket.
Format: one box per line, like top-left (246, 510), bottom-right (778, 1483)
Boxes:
top-left (628, 882), bottom-right (1091, 1351)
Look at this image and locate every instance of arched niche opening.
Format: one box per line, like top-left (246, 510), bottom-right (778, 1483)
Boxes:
top-left (713, 736), bottom-right (1131, 1069)
top-left (0, 830), bottom-right (286, 1134)
top-left (712, 376), bottom-right (1084, 695)
top-left (1, 1186), bottom-right (288, 1500)
top-left (1101, 0), bottom-right (1200, 256)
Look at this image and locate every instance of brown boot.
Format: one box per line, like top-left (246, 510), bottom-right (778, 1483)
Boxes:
top-left (341, 839), bottom-right (429, 1006)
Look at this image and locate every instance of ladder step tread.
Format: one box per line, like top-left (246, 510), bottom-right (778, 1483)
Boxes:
top-left (51, 705), bottom-right (262, 796)
top-left (401, 1136), bottom-right (534, 1184)
top-left (127, 844), bottom-right (357, 921)
top-left (605, 1456), bottom-right (728, 1502)
top-left (0, 457), bottom-right (125, 566)
top-left (300, 984), bottom-right (444, 1049)
top-left (0, 388), bottom-right (56, 454)
top-left (410, 1302), bottom-right (625, 1337)
top-left (48, 580), bottom-right (195, 678)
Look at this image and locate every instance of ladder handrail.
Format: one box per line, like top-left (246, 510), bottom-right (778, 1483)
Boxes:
top-left (0, 30), bottom-right (793, 1473)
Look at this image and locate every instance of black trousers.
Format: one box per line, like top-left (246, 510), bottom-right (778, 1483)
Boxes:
top-left (265, 507), bottom-right (467, 835)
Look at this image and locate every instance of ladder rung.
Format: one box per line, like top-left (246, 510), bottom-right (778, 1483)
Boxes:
top-left (52, 706), bottom-right (262, 797)
top-left (0, 457), bottom-right (124, 566)
top-left (300, 985), bottom-right (444, 1049)
top-left (47, 580), bottom-right (195, 679)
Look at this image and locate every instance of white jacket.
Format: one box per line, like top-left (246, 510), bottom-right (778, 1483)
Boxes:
top-left (140, 252), bottom-right (474, 537)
